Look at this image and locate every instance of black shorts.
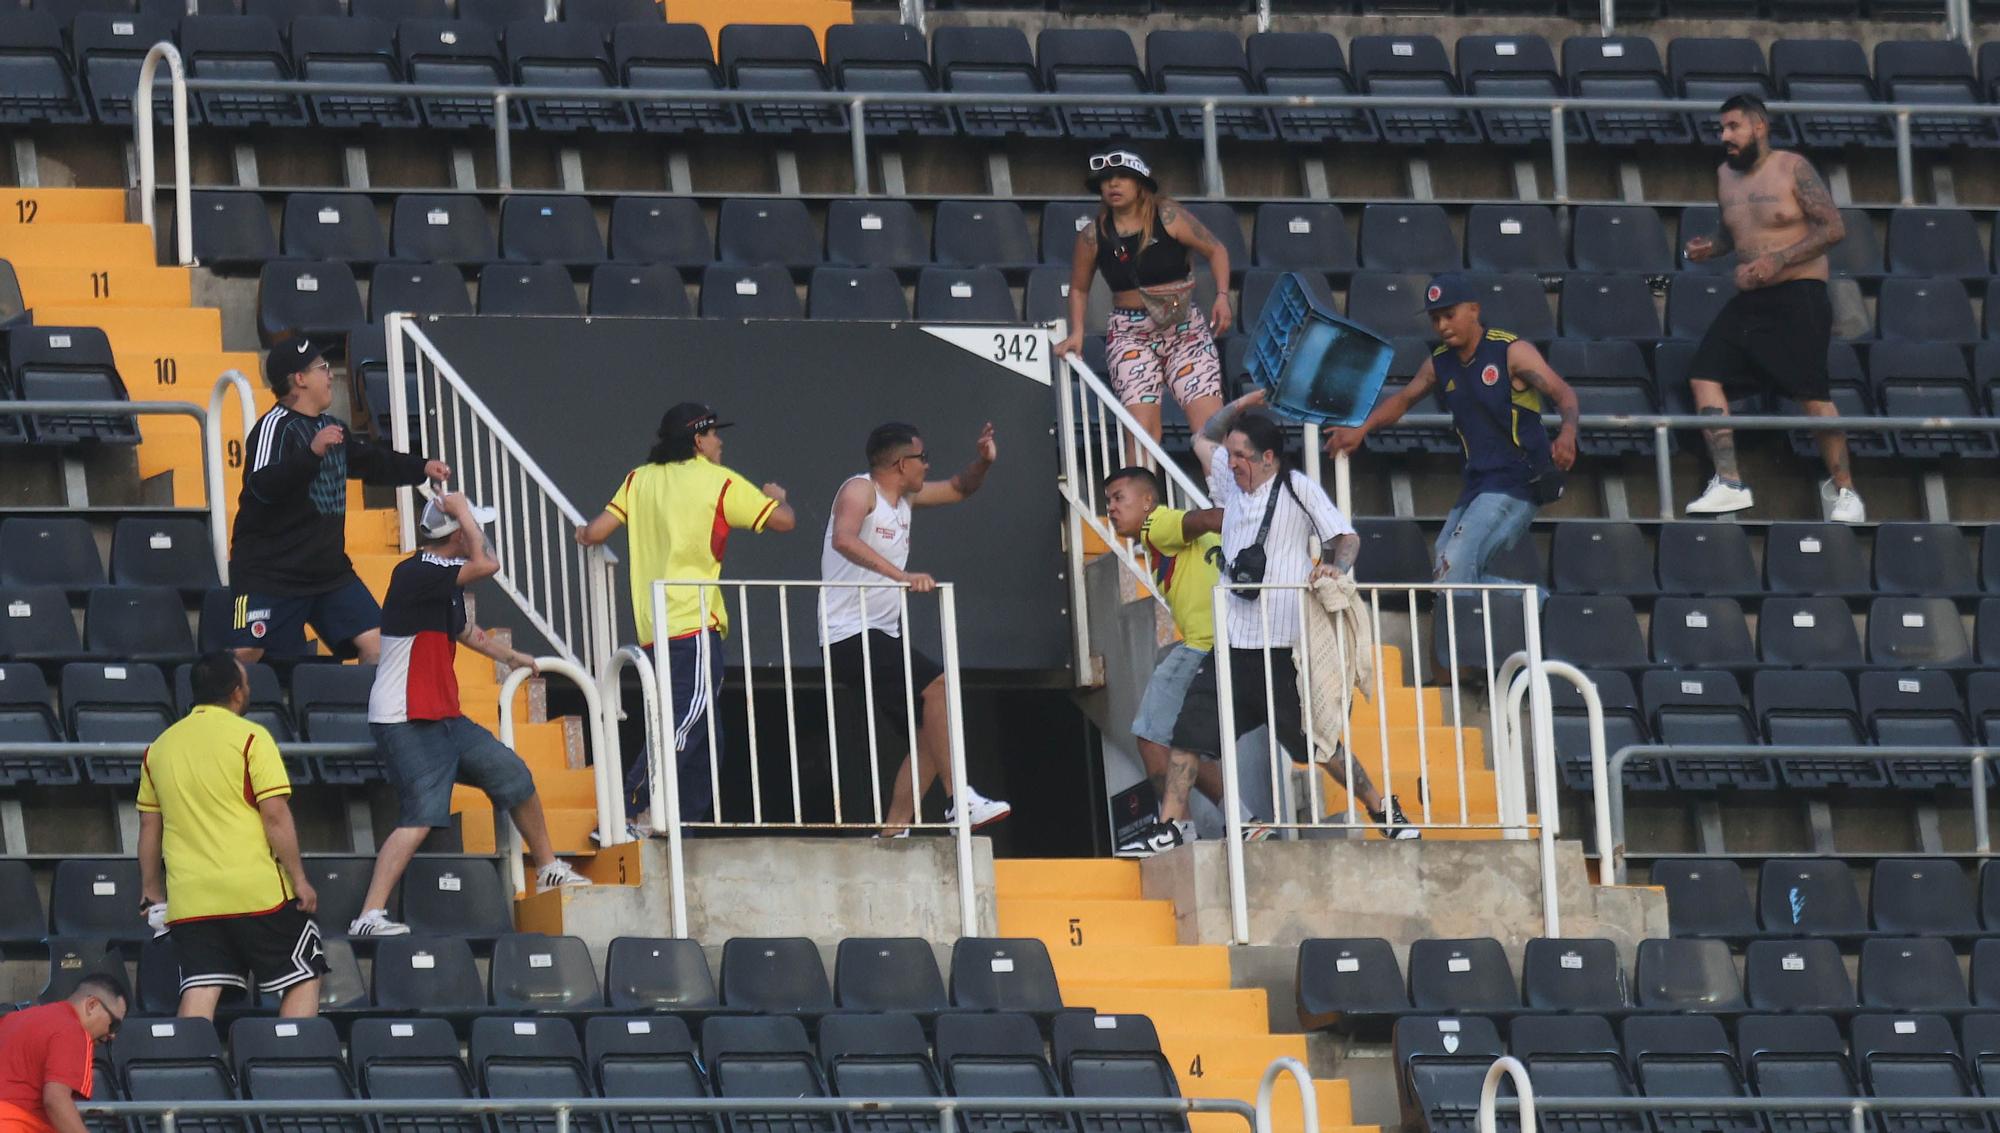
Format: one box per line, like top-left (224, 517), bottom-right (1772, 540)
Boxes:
top-left (227, 576), bottom-right (381, 658)
top-left (1687, 278), bottom-right (1834, 403)
top-left (1170, 647), bottom-right (1313, 764)
top-left (828, 630), bottom-right (945, 737)
top-left (171, 902), bottom-right (327, 996)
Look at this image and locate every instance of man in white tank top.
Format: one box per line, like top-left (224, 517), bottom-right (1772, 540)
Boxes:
top-left (820, 421), bottom-right (1009, 835)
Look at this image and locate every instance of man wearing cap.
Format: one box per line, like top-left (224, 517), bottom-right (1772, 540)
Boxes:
top-left (229, 334), bottom-right (448, 664)
top-left (347, 491), bottom-right (589, 937)
top-left (1326, 273), bottom-right (1580, 586)
top-left (577, 402), bottom-right (796, 832)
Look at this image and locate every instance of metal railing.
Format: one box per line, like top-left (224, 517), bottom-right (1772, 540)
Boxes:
top-left (385, 313), bottom-right (620, 676)
top-left (1495, 657), bottom-right (1612, 883)
top-left (1604, 743), bottom-right (1997, 884)
top-left (1208, 579), bottom-right (1561, 943)
top-left (132, 56), bottom-right (2000, 229)
top-left (601, 641), bottom-right (679, 929)
top-left (495, 655), bottom-right (610, 898)
top-left (644, 577), bottom-right (980, 937)
top-left (1478, 1085), bottom-right (2000, 1133)
top-left (0, 369), bottom-right (256, 585)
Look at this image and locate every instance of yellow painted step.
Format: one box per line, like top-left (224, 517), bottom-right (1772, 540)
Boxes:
top-left (457, 802), bottom-right (599, 857)
top-left (15, 263), bottom-right (190, 307)
top-left (34, 305), bottom-right (220, 353)
top-left (116, 352), bottom-right (267, 405)
top-left (346, 507), bottom-right (400, 553)
top-left (1049, 945), bottom-right (1230, 990)
top-left (1158, 1032), bottom-right (1309, 1082)
top-left (0, 189), bottom-right (128, 225)
top-left (131, 424), bottom-right (213, 508)
top-left (0, 224), bottom-right (154, 266)
top-left (1194, 1076), bottom-right (1354, 1133)
top-left (1062, 986), bottom-right (1269, 1035)
top-left (997, 898), bottom-right (1176, 950)
top-left (994, 859), bottom-right (1140, 901)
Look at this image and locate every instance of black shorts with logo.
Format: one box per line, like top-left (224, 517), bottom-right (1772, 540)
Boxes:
top-left (171, 902), bottom-right (327, 996)
top-left (1686, 278), bottom-right (1834, 403)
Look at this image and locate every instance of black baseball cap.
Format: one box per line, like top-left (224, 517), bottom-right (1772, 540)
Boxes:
top-left (1421, 273), bottom-right (1480, 313)
top-left (264, 334), bottom-right (341, 393)
top-left (657, 401), bottom-right (733, 441)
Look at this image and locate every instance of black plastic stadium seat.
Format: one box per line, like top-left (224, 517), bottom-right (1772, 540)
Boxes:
top-left (833, 938), bottom-right (947, 1013)
top-left (1875, 523), bottom-right (1980, 597)
top-left (402, 857), bottom-right (513, 940)
top-left (808, 267), bottom-right (908, 321)
top-left (1394, 1014), bottom-right (1507, 1133)
top-left (603, 937), bottom-right (717, 1012)
top-left (1563, 35), bottom-right (1691, 146)
top-left (1431, 588), bottom-right (1528, 674)
top-left (1633, 938), bottom-right (1745, 1011)
top-left (1571, 205), bottom-right (1675, 275)
top-left (51, 857), bottom-right (146, 943)
top-left (1552, 338), bottom-right (1656, 456)
top-left (702, 1014), bottom-right (837, 1133)
top-left (5, 325), bottom-right (142, 446)
top-left (0, 516), bottom-right (105, 591)
top-left (1550, 521), bottom-right (1653, 596)
top-left (1868, 596), bottom-right (1973, 668)
top-left (499, 195), bottom-right (605, 266)
top-left (931, 26), bottom-right (1059, 140)
top-left (1756, 669), bottom-right (1877, 788)
top-left (1510, 1015), bottom-right (1645, 1133)
top-left (1861, 669), bottom-right (1977, 789)
top-left (1666, 275), bottom-right (1737, 340)
top-left (1352, 519), bottom-right (1430, 587)
top-left (1522, 938), bottom-right (1626, 1011)
top-left (389, 194), bottom-right (495, 265)
top-left (1552, 669), bottom-right (1662, 792)
top-left (75, 12), bottom-right (178, 125)
top-left (1296, 937), bottom-right (1409, 1032)
top-left (1876, 40), bottom-right (1997, 149)
top-left (585, 1014), bottom-right (717, 1133)
top-left (282, 193), bottom-right (386, 265)
top-left (933, 201), bottom-right (1035, 273)
top-left (1457, 35), bottom-right (1581, 147)
top-left (257, 260), bottom-right (364, 346)
top-left (824, 200), bottom-right (926, 273)
top-left (716, 198), bottom-right (820, 273)
top-left (1543, 595), bottom-right (1648, 669)
top-left (181, 13), bottom-right (307, 127)
top-left (109, 517), bottom-right (218, 595)
top-left (1651, 597), bottom-right (1755, 669)
top-left (1628, 1016), bottom-right (1762, 1133)
top-left (700, 265), bottom-right (800, 319)
top-left (1651, 858), bottom-right (1758, 939)
top-left (230, 1016), bottom-right (367, 1133)
top-left (1744, 939), bottom-right (1856, 1010)
top-left (915, 267), bottom-right (1014, 323)
top-left (1874, 346), bottom-right (1992, 460)
top-left (62, 663), bottom-right (173, 779)
top-left (1656, 523), bottom-right (1757, 597)
top-left (1642, 669), bottom-right (1772, 789)
top-left (1464, 204), bottom-right (1563, 273)
top-left (1758, 858), bottom-right (1866, 937)
top-left (112, 1015), bottom-right (247, 1133)
top-left (372, 263), bottom-right (473, 322)
top-left (1888, 210), bottom-right (1987, 278)
top-left (1350, 35), bottom-right (1479, 145)
top-left (1559, 274), bottom-right (1662, 340)
top-left (1145, 29), bottom-right (1272, 143)
top-left (1052, 1013), bottom-right (1187, 1133)
top-left (0, 664), bottom-right (71, 786)
top-left (0, 11), bottom-right (92, 126)
top-left (0, 585), bottom-right (84, 661)
top-left (1246, 31), bottom-right (1377, 145)
top-left (1357, 204), bottom-right (1458, 275)
top-left (1853, 1013), bottom-right (1986, 1133)
top-left (1672, 37), bottom-right (1797, 148)
top-left (1765, 522), bottom-right (1871, 596)
top-left (349, 1016), bottom-right (483, 1133)
top-left (608, 197), bottom-right (711, 270)
top-left (189, 191), bottom-right (277, 272)
top-left (819, 1013), bottom-right (942, 1133)
top-left (397, 18), bottom-right (521, 131)
top-left (615, 22), bottom-right (742, 136)
top-left (477, 264), bottom-right (582, 317)
top-left (371, 936), bottom-right (486, 1011)
top-left (469, 1016), bottom-right (596, 1133)
top-left (931, 1013), bottom-right (1068, 1133)
top-left (823, 23), bottom-right (950, 139)
top-left (1860, 937), bottom-right (1972, 1010)
top-left (85, 586), bottom-right (194, 664)
top-left (719, 23), bottom-right (847, 137)
top-left (291, 662), bottom-right (382, 782)
top-left (1407, 937), bottom-right (1517, 1011)
top-left (719, 937), bottom-right (833, 1014)
top-left (1774, 38), bottom-right (1894, 149)
top-left (292, 15), bottom-right (418, 129)
top-left (506, 19), bottom-right (633, 134)
top-left (590, 265), bottom-right (691, 318)
top-left (491, 934), bottom-right (603, 1012)
top-left (1036, 27), bottom-right (1166, 141)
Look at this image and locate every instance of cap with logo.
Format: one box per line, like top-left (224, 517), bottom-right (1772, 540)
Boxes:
top-left (1420, 273), bottom-right (1481, 313)
top-left (657, 401), bottom-right (733, 442)
top-left (264, 334), bottom-right (342, 391)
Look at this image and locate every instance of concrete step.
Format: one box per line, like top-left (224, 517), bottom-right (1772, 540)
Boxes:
top-left (0, 189), bottom-right (128, 225)
top-left (1158, 1032), bottom-right (1309, 1082)
top-left (14, 263), bottom-right (190, 307)
top-left (996, 897), bottom-right (1177, 950)
top-left (33, 305), bottom-right (220, 353)
top-left (1061, 986), bottom-right (1268, 1036)
top-left (0, 223), bottom-right (152, 265)
top-left (1048, 945), bottom-right (1229, 990)
top-left (993, 859), bottom-right (1140, 901)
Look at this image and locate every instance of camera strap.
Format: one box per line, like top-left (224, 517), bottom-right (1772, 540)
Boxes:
top-left (1250, 474), bottom-right (1284, 550)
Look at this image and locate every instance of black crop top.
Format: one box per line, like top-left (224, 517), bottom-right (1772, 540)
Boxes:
top-left (1094, 210), bottom-right (1192, 291)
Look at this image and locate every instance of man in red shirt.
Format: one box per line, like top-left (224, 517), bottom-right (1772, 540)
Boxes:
top-left (0, 975), bottom-right (126, 1133)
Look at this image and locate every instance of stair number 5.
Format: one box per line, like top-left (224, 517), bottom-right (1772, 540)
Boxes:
top-left (1188, 1056), bottom-right (1204, 1079)
top-left (1067, 917), bottom-right (1083, 947)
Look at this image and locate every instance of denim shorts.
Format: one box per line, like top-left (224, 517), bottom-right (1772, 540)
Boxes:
top-left (373, 717), bottom-right (537, 828)
top-left (1132, 643), bottom-right (1208, 746)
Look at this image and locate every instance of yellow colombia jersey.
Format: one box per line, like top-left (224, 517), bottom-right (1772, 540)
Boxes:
top-left (135, 705), bottom-right (295, 922)
top-left (1140, 506), bottom-right (1224, 653)
top-left (608, 458), bottom-right (781, 645)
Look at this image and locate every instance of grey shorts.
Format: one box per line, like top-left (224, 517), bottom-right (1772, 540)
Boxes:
top-left (1132, 643), bottom-right (1209, 746)
top-left (373, 717), bottom-right (537, 828)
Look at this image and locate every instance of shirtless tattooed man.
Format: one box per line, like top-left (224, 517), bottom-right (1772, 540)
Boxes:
top-left (1682, 93), bottom-right (1864, 524)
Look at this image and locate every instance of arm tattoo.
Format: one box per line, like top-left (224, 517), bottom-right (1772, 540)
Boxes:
top-left (1326, 532), bottom-right (1360, 573)
top-left (1079, 220), bottom-right (1098, 246)
top-left (1773, 157), bottom-right (1844, 268)
top-left (1171, 205), bottom-right (1217, 249)
top-left (1518, 357), bottom-right (1579, 434)
top-left (1201, 396), bottom-right (1254, 444)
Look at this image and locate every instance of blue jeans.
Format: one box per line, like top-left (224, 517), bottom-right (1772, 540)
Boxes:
top-left (627, 631), bottom-right (724, 822)
top-left (374, 717), bottom-right (537, 828)
top-left (1434, 491), bottom-right (1537, 586)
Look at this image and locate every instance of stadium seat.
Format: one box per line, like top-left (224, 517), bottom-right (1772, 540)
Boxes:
top-left (1860, 937), bottom-right (1971, 1010)
top-left (808, 267), bottom-right (908, 321)
top-left (1671, 38), bottom-right (1794, 147)
top-left (470, 1015), bottom-right (596, 1133)
top-left (1455, 271), bottom-right (1558, 338)
top-left (1551, 338), bottom-right (1657, 456)
top-left (1344, 272), bottom-right (1433, 342)
top-left (389, 195), bottom-right (496, 265)
top-left (1463, 204), bottom-right (1563, 273)
top-left (1852, 1012), bottom-right (1986, 1133)
top-left (1666, 275), bottom-right (1737, 339)
top-left (1876, 41), bottom-right (1997, 149)
top-left (1875, 523), bottom-right (1980, 597)
top-left (1880, 276), bottom-right (1978, 342)
top-left (1869, 343), bottom-right (1992, 460)
top-left (1571, 205), bottom-right (1675, 274)
top-left (230, 1015), bottom-right (365, 1133)
top-left (611, 22), bottom-right (740, 136)
top-left (1632, 938), bottom-right (1745, 1010)
top-left (74, 11), bottom-right (178, 125)
top-left (1977, 942), bottom-right (2000, 1006)
top-left (0, 860), bottom-right (46, 942)
top-left (1543, 595), bottom-right (1647, 669)
top-left (1357, 203), bottom-right (1458, 275)
top-left (491, 933), bottom-right (602, 1011)
top-left (1431, 588), bottom-right (1529, 673)
top-left (1550, 522), bottom-right (1653, 596)
top-left (282, 193), bottom-right (386, 264)
top-left (604, 937), bottom-right (717, 1011)
top-left (0, 516), bottom-right (105, 591)
top-left (1623, 1014), bottom-right (1759, 1133)
top-left (352, 0), bottom-right (446, 16)
top-left (0, 585), bottom-right (84, 661)
top-left (718, 23), bottom-right (847, 137)
top-left (823, 200), bottom-right (926, 273)
top-left (933, 201), bottom-right (1034, 273)
top-left (1040, 201), bottom-right (1098, 265)
top-left (833, 937), bottom-right (947, 1013)
top-left (1971, 669), bottom-right (2000, 738)
top-left (932, 1013), bottom-right (1068, 1133)
top-left (1773, 38), bottom-right (1895, 148)
top-left (1643, 669), bottom-right (1772, 789)
top-left (108, 518), bottom-right (217, 595)
top-left (1888, 209), bottom-right (1987, 278)
top-left (1651, 597), bottom-right (1755, 669)
top-left (506, 19), bottom-right (633, 134)
top-left (1393, 1014), bottom-right (1506, 1133)
top-left (1407, 937), bottom-right (1517, 1011)
top-left (83, 586), bottom-right (193, 664)
top-left (1868, 596), bottom-right (1973, 668)
top-left (52, 857), bottom-right (146, 943)
top-left (1351, 519), bottom-right (1430, 587)
top-left (181, 13), bottom-right (307, 127)
top-left (1551, 669), bottom-right (1662, 792)
top-left (720, 936), bottom-right (833, 1013)
top-left (258, 260), bottom-right (364, 345)
top-left (701, 1014), bottom-right (836, 1133)
top-left (823, 23), bottom-right (950, 139)
top-left (700, 265), bottom-right (800, 318)
top-left (0, 663), bottom-right (68, 783)
top-left (499, 196), bottom-right (604, 266)
top-left (372, 263), bottom-right (474, 321)
top-left (291, 663), bottom-right (380, 781)
top-left (715, 198), bottom-right (819, 273)
top-left (1145, 29), bottom-right (1272, 143)
top-left (602, 198), bottom-right (711, 273)
top-left (371, 936), bottom-right (486, 1011)
top-left (584, 1014), bottom-right (717, 1133)
top-left (1246, 31), bottom-right (1376, 145)
top-left (1765, 522), bottom-right (1871, 596)
top-left (949, 937), bottom-right (1062, 1012)
top-left (1756, 669), bottom-right (1875, 787)
top-left (915, 267), bottom-right (1015, 323)
top-left (1858, 669), bottom-right (1977, 789)
top-left (478, 264), bottom-right (583, 317)
top-left (402, 857), bottom-right (512, 940)
top-left (291, 15), bottom-right (417, 130)
top-left (38, 938), bottom-right (128, 1006)
top-left (930, 25), bottom-right (1059, 140)
top-left (111, 1015), bottom-right (247, 1133)
top-left (301, 856), bottom-right (376, 941)
top-left (1559, 274), bottom-right (1661, 340)
top-left (189, 191), bottom-right (278, 271)
top-left (1655, 523), bottom-right (1757, 597)
top-left (398, 18), bottom-right (519, 130)
top-left (1509, 1014), bottom-right (1644, 1133)
top-left (351, 1016), bottom-right (483, 1133)
top-left (1296, 937), bottom-right (1409, 1032)
top-left (0, 10), bottom-right (90, 126)
top-left (62, 662), bottom-right (173, 773)
top-left (590, 265), bottom-right (691, 318)
top-left (1521, 938), bottom-right (1625, 1011)
top-left (1744, 940), bottom-right (1856, 1010)
top-left (817, 1012), bottom-right (943, 1133)
top-left (1053, 1013), bottom-right (1187, 1133)
top-left (1564, 35), bottom-right (1691, 146)
top-left (173, 660), bottom-right (292, 748)
top-left (1456, 35), bottom-right (1580, 146)
top-left (1758, 859), bottom-right (1865, 936)
top-left (5, 325), bottom-right (141, 446)
top-left (1035, 27), bottom-right (1165, 140)
top-left (1351, 34), bottom-right (1480, 145)
top-left (1652, 859), bottom-right (1757, 938)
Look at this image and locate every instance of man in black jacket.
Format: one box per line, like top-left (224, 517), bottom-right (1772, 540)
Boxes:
top-left (227, 335), bottom-right (447, 664)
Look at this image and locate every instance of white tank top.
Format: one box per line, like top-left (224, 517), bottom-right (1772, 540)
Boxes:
top-left (819, 475), bottom-right (912, 643)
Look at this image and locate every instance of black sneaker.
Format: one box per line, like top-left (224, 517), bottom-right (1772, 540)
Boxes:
top-left (1369, 795), bottom-right (1423, 840)
top-left (1115, 819), bottom-right (1192, 858)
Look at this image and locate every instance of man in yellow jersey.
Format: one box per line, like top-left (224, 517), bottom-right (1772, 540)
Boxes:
top-left (137, 653), bottom-right (323, 1019)
top-left (578, 402), bottom-right (797, 830)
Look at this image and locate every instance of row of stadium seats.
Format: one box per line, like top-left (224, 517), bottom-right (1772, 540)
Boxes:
top-left (1299, 934), bottom-right (2000, 1027)
top-left (0, 515), bottom-right (216, 595)
top-left (1656, 857), bottom-right (2000, 941)
top-left (1389, 1010), bottom-right (1997, 1133)
top-left (16, 11), bottom-right (2000, 148)
top-left (72, 1009), bottom-right (1186, 1133)
top-left (27, 0), bottom-right (653, 22)
top-left (1531, 595), bottom-right (1997, 669)
top-left (185, 193), bottom-right (2000, 283)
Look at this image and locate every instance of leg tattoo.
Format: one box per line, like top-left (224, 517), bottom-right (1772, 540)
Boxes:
top-left (1699, 406), bottom-right (1741, 482)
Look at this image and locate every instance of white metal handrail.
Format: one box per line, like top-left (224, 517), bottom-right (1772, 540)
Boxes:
top-left (384, 313), bottom-right (619, 677)
top-left (1496, 657), bottom-right (1612, 887)
top-left (646, 577), bottom-right (979, 938)
top-left (1254, 1058), bottom-right (1319, 1133)
top-left (495, 655), bottom-right (607, 898)
top-left (1478, 1057), bottom-right (1538, 1133)
top-left (601, 641), bottom-right (682, 933)
top-left (135, 42), bottom-right (192, 267)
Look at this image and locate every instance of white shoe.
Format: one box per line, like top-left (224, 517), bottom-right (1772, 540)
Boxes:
top-left (1241, 823), bottom-right (1277, 843)
top-left (1825, 481), bottom-right (1866, 524)
top-left (348, 908), bottom-right (410, 937)
top-left (1115, 819), bottom-right (1193, 858)
top-left (1686, 476), bottom-right (1754, 516)
top-left (536, 861), bottom-right (592, 890)
top-left (947, 789), bottom-right (1013, 831)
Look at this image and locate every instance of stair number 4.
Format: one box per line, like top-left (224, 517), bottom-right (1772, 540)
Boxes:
top-left (1188, 1055), bottom-right (1203, 1078)
top-left (1067, 917), bottom-right (1083, 947)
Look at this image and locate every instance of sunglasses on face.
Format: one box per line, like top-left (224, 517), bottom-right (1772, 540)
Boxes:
top-left (88, 997), bottom-right (123, 1039)
top-left (1088, 152), bottom-right (1145, 173)
top-left (899, 450), bottom-right (931, 466)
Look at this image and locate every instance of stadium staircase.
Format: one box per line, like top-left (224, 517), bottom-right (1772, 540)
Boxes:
top-left (0, 187), bottom-right (602, 878)
top-left (996, 857), bottom-right (1377, 1133)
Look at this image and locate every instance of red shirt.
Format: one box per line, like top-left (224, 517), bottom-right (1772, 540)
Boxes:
top-left (0, 1003), bottom-right (93, 1133)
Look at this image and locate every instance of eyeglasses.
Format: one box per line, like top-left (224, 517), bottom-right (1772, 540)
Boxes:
top-left (899, 450), bottom-right (931, 466)
top-left (307, 359), bottom-right (332, 375)
top-left (1088, 151), bottom-right (1146, 174)
top-left (88, 996), bottom-right (123, 1039)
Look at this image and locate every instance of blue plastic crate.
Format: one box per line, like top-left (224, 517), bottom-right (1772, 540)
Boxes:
top-left (1244, 271), bottom-right (1393, 429)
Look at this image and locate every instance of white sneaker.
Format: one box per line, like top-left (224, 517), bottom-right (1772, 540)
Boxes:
top-left (946, 789), bottom-right (1013, 831)
top-left (348, 908), bottom-right (410, 937)
top-left (1241, 823), bottom-right (1277, 843)
top-left (1115, 819), bottom-right (1193, 858)
top-left (537, 861), bottom-right (592, 890)
top-left (1686, 476), bottom-right (1755, 516)
top-left (1825, 481), bottom-right (1866, 524)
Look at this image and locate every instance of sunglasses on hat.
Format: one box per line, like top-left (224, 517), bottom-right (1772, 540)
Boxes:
top-left (1088, 151), bottom-right (1147, 174)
